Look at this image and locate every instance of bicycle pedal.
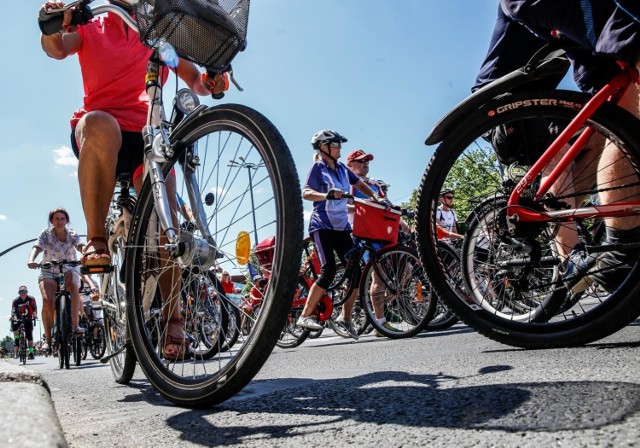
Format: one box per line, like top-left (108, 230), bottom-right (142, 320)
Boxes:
top-left (81, 265), bottom-right (113, 275)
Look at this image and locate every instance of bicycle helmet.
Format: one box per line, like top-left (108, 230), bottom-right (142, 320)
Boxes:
top-left (310, 129), bottom-right (348, 149)
top-left (440, 188), bottom-right (455, 197)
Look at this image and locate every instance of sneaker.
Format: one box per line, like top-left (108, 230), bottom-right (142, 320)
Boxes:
top-left (587, 250), bottom-right (633, 293)
top-left (561, 245), bottom-right (597, 293)
top-left (375, 321), bottom-right (402, 337)
top-left (296, 315), bottom-right (323, 331)
top-left (74, 326), bottom-right (86, 334)
top-left (334, 316), bottom-right (359, 340)
top-left (28, 352), bottom-right (34, 360)
top-left (384, 310), bottom-right (402, 323)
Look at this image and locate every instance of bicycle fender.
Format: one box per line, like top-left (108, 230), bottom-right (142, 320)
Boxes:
top-left (425, 48), bottom-right (570, 146)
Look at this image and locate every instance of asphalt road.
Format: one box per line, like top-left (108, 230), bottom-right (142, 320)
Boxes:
top-left (21, 321), bottom-right (640, 447)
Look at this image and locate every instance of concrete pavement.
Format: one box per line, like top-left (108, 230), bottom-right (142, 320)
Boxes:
top-left (0, 359), bottom-right (67, 447)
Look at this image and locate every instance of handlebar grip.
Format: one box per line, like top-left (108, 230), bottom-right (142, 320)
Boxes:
top-left (212, 92), bottom-right (225, 100)
top-left (39, 7), bottom-right (91, 36)
top-left (39, 11), bottom-right (65, 35)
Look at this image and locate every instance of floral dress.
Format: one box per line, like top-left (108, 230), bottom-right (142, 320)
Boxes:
top-left (36, 228), bottom-right (82, 277)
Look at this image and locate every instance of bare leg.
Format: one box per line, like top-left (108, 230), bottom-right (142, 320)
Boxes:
top-left (65, 272), bottom-right (82, 330)
top-left (300, 282), bottom-right (326, 318)
top-left (76, 111), bottom-right (121, 243)
top-left (341, 287), bottom-right (359, 321)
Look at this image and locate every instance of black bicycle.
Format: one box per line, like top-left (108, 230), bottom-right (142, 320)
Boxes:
top-left (12, 314), bottom-right (30, 365)
top-left (36, 260), bottom-right (82, 369)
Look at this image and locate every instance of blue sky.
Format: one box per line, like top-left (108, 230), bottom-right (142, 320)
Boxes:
top-left (0, 1), bottom-right (504, 329)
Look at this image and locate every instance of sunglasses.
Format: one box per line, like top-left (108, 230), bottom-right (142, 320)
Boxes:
top-left (327, 142), bottom-right (341, 149)
top-left (353, 159), bottom-right (369, 164)
top-left (222, 274), bottom-right (230, 277)
top-left (444, 196), bottom-right (454, 200)
top-left (19, 290), bottom-right (27, 293)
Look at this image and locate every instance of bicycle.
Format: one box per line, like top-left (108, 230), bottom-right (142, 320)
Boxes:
top-left (12, 314), bottom-right (30, 365)
top-left (416, 41), bottom-right (640, 349)
top-left (35, 260), bottom-right (82, 369)
top-left (40, 0), bottom-right (303, 406)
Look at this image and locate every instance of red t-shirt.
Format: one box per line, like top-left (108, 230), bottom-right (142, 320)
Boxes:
top-left (71, 13), bottom-right (166, 132)
top-left (221, 281), bottom-right (235, 294)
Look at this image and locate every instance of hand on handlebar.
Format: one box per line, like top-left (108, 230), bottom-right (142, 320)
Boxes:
top-left (201, 72), bottom-right (230, 99)
top-left (326, 188), bottom-right (350, 200)
top-left (27, 262), bottom-right (38, 270)
top-left (40, 1), bottom-right (78, 33)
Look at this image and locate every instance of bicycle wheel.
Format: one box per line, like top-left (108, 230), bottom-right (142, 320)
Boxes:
top-left (74, 335), bottom-right (83, 366)
top-left (126, 104), bottom-right (302, 407)
top-left (90, 324), bottom-right (106, 360)
top-left (276, 281), bottom-right (311, 349)
top-left (360, 245), bottom-right (436, 338)
top-left (102, 219), bottom-right (136, 384)
top-left (426, 241), bottom-right (461, 331)
top-left (219, 299), bottom-right (241, 352)
top-left (416, 90), bottom-right (640, 348)
top-left (19, 331), bottom-right (26, 365)
top-left (59, 295), bottom-right (71, 370)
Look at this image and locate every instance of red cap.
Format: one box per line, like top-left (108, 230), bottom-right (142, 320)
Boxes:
top-left (346, 149), bottom-right (374, 164)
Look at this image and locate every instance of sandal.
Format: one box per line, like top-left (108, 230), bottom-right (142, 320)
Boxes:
top-left (162, 317), bottom-right (191, 361)
top-left (81, 237), bottom-right (111, 266)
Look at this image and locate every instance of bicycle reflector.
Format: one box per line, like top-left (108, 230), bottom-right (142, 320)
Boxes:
top-left (175, 88), bottom-right (200, 114)
top-left (236, 231), bottom-right (251, 266)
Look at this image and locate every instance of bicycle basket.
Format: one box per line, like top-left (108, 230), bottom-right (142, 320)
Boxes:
top-left (133, 0), bottom-right (249, 72)
top-left (352, 199), bottom-right (401, 244)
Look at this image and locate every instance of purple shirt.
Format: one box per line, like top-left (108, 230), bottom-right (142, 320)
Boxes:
top-left (305, 160), bottom-right (359, 233)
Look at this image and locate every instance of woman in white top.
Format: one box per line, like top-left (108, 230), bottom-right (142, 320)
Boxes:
top-left (27, 208), bottom-right (86, 353)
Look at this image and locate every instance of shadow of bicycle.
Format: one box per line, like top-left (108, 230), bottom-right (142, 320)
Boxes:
top-left (161, 368), bottom-right (640, 445)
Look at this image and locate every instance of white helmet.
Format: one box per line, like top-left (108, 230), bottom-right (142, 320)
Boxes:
top-left (310, 129), bottom-right (348, 149)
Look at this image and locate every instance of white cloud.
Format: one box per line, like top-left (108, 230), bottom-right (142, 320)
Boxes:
top-left (53, 146), bottom-right (78, 167)
top-left (0, 215), bottom-right (6, 221)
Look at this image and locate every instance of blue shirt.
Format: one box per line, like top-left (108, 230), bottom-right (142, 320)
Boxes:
top-left (305, 160), bottom-right (359, 233)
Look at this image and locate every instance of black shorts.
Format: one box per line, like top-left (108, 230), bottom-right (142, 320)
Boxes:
top-left (71, 129), bottom-right (145, 178)
top-left (12, 319), bottom-right (34, 342)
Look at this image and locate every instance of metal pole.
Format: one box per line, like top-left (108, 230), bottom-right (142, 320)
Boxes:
top-left (247, 166), bottom-right (258, 244)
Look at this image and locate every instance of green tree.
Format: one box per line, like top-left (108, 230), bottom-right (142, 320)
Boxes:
top-left (402, 145), bottom-right (502, 231)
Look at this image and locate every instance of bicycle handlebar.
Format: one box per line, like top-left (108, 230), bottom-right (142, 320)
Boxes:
top-left (34, 260), bottom-right (82, 270)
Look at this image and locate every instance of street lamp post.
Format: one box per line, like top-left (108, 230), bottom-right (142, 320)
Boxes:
top-left (228, 157), bottom-right (264, 244)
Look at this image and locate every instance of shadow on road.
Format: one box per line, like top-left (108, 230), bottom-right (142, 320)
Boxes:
top-left (158, 367), bottom-right (640, 445)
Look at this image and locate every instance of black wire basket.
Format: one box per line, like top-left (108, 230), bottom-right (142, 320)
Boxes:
top-left (133, 0), bottom-right (249, 72)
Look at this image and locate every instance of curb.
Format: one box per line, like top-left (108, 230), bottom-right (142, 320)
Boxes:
top-left (0, 359), bottom-right (68, 448)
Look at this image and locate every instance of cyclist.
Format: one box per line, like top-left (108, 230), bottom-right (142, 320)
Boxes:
top-left (79, 274), bottom-right (102, 343)
top-left (475, 1), bottom-right (640, 292)
top-left (296, 130), bottom-right (378, 339)
top-left (39, 0), bottom-right (229, 360)
top-left (10, 286), bottom-right (38, 360)
top-left (436, 189), bottom-right (459, 234)
top-left (27, 208), bottom-right (86, 352)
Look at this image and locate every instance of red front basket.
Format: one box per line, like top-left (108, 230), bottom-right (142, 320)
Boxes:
top-left (352, 199), bottom-right (401, 244)
top-left (255, 236), bottom-right (275, 268)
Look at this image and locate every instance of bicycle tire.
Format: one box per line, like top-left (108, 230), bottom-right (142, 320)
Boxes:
top-left (19, 329), bottom-right (26, 365)
top-left (426, 242), bottom-right (461, 331)
top-left (416, 89), bottom-right (640, 348)
top-left (74, 335), bottom-right (82, 366)
top-left (102, 221), bottom-right (136, 384)
top-left (90, 324), bottom-right (107, 359)
top-left (276, 281), bottom-right (311, 349)
top-left (59, 294), bottom-right (71, 369)
top-left (360, 245), bottom-right (436, 338)
top-left (126, 103), bottom-right (302, 407)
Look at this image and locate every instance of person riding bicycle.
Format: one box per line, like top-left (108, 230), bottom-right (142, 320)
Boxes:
top-left (475, 0), bottom-right (640, 292)
top-left (10, 286), bottom-right (38, 359)
top-left (27, 208), bottom-right (86, 353)
top-left (296, 130), bottom-right (378, 339)
top-left (39, 0), bottom-right (230, 360)
top-left (436, 189), bottom-right (463, 240)
top-left (79, 274), bottom-right (102, 344)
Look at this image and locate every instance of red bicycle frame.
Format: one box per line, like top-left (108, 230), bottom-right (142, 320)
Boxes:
top-left (507, 64), bottom-right (640, 224)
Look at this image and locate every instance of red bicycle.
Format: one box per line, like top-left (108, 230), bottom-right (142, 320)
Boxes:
top-left (417, 43), bottom-right (640, 348)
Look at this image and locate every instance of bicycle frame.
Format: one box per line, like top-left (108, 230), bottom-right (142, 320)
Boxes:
top-left (507, 64), bottom-right (640, 224)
